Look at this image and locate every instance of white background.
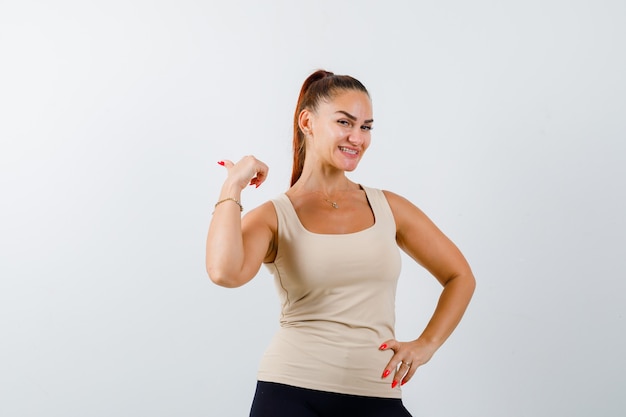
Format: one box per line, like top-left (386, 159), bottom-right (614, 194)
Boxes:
top-left (1, 1), bottom-right (625, 416)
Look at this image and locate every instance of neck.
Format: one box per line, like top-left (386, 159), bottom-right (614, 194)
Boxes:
top-left (291, 151), bottom-right (361, 197)
top-left (290, 170), bottom-right (354, 197)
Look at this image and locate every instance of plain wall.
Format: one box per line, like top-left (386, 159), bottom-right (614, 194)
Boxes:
top-left (1, 1), bottom-right (625, 416)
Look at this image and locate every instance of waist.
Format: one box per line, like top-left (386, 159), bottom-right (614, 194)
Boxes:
top-left (257, 326), bottom-right (401, 398)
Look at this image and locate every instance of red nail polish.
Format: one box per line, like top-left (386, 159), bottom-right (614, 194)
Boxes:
top-left (401, 380), bottom-right (407, 386)
top-left (217, 161), bottom-right (225, 166)
top-left (382, 370), bottom-right (390, 378)
top-left (379, 343), bottom-right (387, 350)
top-left (391, 380), bottom-right (398, 389)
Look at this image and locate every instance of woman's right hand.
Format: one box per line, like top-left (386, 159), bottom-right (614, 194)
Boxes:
top-left (219, 155), bottom-right (269, 190)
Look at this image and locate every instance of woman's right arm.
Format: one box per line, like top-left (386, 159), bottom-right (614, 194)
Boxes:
top-left (205, 156), bottom-right (275, 288)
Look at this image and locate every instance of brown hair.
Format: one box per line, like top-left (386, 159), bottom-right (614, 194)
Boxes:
top-left (290, 70), bottom-right (369, 186)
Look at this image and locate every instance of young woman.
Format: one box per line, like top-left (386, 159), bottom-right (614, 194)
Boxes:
top-left (206, 70), bottom-right (475, 417)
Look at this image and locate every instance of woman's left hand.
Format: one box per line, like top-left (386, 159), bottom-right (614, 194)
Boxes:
top-left (379, 338), bottom-right (438, 388)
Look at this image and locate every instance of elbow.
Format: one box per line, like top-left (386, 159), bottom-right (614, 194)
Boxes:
top-left (463, 271), bottom-right (477, 298)
top-left (459, 267), bottom-right (476, 289)
top-left (445, 269), bottom-right (476, 296)
top-left (464, 269), bottom-right (476, 288)
top-left (206, 265), bottom-right (246, 288)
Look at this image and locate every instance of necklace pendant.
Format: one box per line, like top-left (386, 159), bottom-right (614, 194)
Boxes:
top-left (324, 198), bottom-right (339, 209)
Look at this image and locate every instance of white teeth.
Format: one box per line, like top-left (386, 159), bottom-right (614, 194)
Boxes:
top-left (339, 147), bottom-right (358, 154)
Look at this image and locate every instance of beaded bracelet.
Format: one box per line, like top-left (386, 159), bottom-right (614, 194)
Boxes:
top-left (214, 197), bottom-right (243, 212)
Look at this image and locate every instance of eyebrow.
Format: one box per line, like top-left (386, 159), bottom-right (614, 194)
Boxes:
top-left (335, 110), bottom-right (374, 124)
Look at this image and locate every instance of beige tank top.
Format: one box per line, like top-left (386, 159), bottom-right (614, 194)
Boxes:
top-left (258, 186), bottom-right (403, 398)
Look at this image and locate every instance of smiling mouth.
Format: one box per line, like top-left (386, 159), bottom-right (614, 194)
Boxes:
top-left (339, 146), bottom-right (358, 155)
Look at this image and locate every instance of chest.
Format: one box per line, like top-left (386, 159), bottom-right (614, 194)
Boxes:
top-left (288, 191), bottom-right (375, 234)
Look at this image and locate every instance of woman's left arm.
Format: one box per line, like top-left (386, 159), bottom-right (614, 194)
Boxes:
top-left (379, 190), bottom-right (476, 389)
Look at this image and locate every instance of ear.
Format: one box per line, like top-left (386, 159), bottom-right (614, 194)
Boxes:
top-left (298, 109), bottom-right (313, 136)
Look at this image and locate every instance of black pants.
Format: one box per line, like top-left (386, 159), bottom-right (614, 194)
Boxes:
top-left (249, 381), bottom-right (413, 417)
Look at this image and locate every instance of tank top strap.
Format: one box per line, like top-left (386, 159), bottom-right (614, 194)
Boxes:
top-left (361, 186), bottom-right (397, 234)
top-left (270, 194), bottom-right (299, 233)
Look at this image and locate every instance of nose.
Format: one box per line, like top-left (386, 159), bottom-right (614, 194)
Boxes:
top-left (347, 128), bottom-right (366, 146)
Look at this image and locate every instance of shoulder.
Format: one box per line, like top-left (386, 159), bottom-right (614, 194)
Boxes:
top-left (242, 200), bottom-right (278, 232)
top-left (381, 189), bottom-right (407, 206)
top-left (381, 189), bottom-right (422, 216)
top-left (381, 190), bottom-right (437, 234)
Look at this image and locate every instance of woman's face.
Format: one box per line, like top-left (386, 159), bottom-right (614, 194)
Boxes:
top-left (304, 89), bottom-right (373, 172)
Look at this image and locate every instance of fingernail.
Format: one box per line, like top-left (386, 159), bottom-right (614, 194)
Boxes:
top-left (217, 161), bottom-right (225, 166)
top-left (401, 380), bottom-right (407, 386)
top-left (255, 183), bottom-right (260, 188)
top-left (382, 369), bottom-right (391, 378)
top-left (391, 381), bottom-right (398, 389)
top-left (379, 343), bottom-right (387, 350)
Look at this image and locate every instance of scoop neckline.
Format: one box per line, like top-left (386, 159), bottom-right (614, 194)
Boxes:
top-left (281, 185), bottom-right (377, 236)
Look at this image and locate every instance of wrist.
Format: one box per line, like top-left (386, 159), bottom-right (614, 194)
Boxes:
top-left (220, 180), bottom-right (244, 198)
top-left (214, 197), bottom-right (243, 212)
top-left (413, 335), bottom-right (443, 353)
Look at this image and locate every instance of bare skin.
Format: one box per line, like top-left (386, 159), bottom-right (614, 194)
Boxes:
top-left (206, 89), bottom-right (475, 389)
